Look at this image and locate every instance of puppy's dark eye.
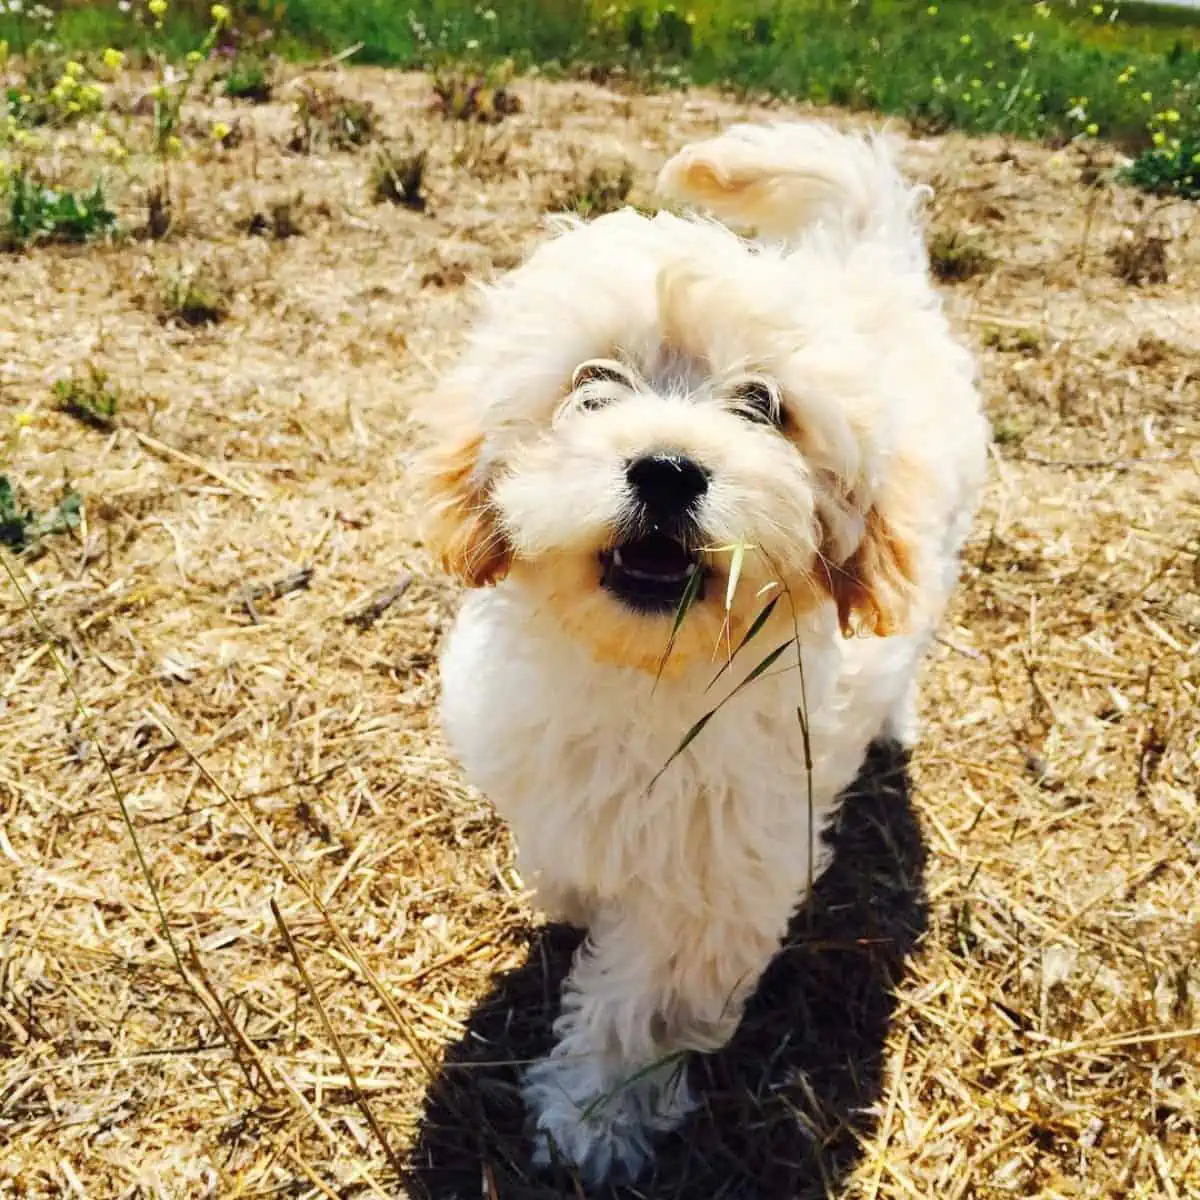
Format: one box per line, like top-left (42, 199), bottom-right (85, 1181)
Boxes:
top-left (573, 359), bottom-right (630, 389)
top-left (730, 378), bottom-right (783, 427)
top-left (571, 359), bottom-right (634, 412)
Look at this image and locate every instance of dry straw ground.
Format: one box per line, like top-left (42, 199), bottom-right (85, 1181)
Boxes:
top-left (1, 67), bottom-right (1198, 1200)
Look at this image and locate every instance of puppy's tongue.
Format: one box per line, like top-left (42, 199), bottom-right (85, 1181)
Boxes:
top-left (613, 533), bottom-right (694, 582)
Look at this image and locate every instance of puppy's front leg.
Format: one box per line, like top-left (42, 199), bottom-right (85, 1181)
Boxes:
top-left (524, 900), bottom-right (782, 1184)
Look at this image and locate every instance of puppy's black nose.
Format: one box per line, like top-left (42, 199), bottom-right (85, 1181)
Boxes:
top-left (626, 453), bottom-right (709, 518)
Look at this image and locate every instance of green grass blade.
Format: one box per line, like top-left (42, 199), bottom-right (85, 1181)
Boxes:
top-left (706, 593), bottom-right (781, 693)
top-left (727, 636), bottom-right (794, 694)
top-left (652, 634), bottom-right (795, 790)
top-left (578, 1048), bottom-right (688, 1123)
top-left (654, 560), bottom-right (705, 685)
top-left (647, 708), bottom-right (716, 791)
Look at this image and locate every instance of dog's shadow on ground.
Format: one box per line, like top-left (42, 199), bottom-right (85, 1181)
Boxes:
top-left (410, 740), bottom-right (927, 1199)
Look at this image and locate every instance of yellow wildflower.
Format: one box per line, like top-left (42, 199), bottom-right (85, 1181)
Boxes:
top-left (103, 48), bottom-right (125, 71)
top-left (1152, 131), bottom-right (1166, 147)
top-left (927, 4), bottom-right (938, 13)
top-left (959, 33), bottom-right (971, 45)
top-left (211, 120), bottom-right (231, 141)
top-left (1140, 91), bottom-right (1151, 103)
top-left (210, 3), bottom-right (231, 25)
top-left (149, 0), bottom-right (168, 14)
top-left (167, 134), bottom-right (182, 154)
top-left (186, 50), bottom-right (203, 64)
top-left (1085, 123), bottom-right (1098, 136)
top-left (66, 60), bottom-right (85, 78)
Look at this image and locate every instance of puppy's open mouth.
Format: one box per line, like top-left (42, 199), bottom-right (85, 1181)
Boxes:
top-left (600, 533), bottom-right (704, 614)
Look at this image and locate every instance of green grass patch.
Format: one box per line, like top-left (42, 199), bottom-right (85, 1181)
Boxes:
top-left (928, 228), bottom-right (994, 283)
top-left (371, 142), bottom-right (429, 209)
top-left (1123, 134), bottom-right (1200, 198)
top-left (223, 53), bottom-right (275, 102)
top-left (265, 0), bottom-right (1199, 151)
top-left (2, 1), bottom-right (1197, 166)
top-left (550, 160), bottom-right (636, 217)
top-left (157, 261), bottom-right (232, 325)
top-left (54, 365), bottom-right (121, 433)
top-left (1, 167), bottom-right (118, 249)
top-left (287, 82), bottom-right (378, 152)
top-left (0, 475), bottom-right (82, 555)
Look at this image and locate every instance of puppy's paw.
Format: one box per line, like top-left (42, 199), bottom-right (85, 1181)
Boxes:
top-left (528, 1094), bottom-right (652, 1186)
top-left (523, 1052), bottom-right (688, 1185)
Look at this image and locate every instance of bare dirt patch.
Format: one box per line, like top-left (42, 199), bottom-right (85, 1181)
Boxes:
top-left (2, 69), bottom-right (1197, 1199)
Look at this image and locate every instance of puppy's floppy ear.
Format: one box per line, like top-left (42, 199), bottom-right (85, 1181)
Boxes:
top-left (417, 403), bottom-right (512, 588)
top-left (817, 462), bottom-right (922, 637)
top-left (820, 507), bottom-right (917, 637)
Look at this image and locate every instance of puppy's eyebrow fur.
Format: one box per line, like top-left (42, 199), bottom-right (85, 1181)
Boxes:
top-left (655, 262), bottom-right (708, 360)
top-left (572, 358), bottom-right (633, 389)
top-left (654, 261), bottom-right (795, 383)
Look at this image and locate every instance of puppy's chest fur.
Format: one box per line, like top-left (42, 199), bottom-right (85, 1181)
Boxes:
top-left (440, 587), bottom-right (912, 911)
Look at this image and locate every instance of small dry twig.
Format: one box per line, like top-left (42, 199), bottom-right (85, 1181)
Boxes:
top-left (270, 898), bottom-right (416, 1193)
top-left (343, 572), bottom-right (413, 628)
top-left (241, 565), bottom-right (314, 622)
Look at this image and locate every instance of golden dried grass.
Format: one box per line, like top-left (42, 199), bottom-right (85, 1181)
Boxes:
top-left (1, 69), bottom-right (1197, 1199)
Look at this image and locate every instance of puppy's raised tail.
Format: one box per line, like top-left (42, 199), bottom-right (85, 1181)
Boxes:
top-left (657, 121), bottom-right (927, 268)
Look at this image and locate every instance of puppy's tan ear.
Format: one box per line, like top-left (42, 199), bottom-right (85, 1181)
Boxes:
top-left (418, 411), bottom-right (512, 588)
top-left (820, 505), bottom-right (918, 638)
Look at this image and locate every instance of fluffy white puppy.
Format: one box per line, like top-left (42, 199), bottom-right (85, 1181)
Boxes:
top-left (419, 121), bottom-right (988, 1185)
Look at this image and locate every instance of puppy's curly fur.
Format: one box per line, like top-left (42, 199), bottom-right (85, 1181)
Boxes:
top-left (419, 122), bottom-right (988, 1185)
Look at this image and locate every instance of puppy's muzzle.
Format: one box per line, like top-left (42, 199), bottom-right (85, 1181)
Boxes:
top-left (600, 453), bottom-right (709, 616)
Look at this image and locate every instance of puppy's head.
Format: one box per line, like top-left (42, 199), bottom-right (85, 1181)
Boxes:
top-left (418, 206), bottom-right (921, 673)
